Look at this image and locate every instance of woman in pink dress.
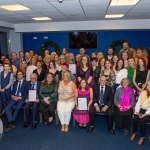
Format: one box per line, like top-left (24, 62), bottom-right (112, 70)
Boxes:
top-left (73, 79), bottom-right (93, 128)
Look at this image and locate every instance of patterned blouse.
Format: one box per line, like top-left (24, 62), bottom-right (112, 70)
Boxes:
top-left (99, 69), bottom-right (116, 87)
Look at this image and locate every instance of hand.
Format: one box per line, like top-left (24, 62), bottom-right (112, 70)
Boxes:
top-left (135, 112), bottom-right (140, 116)
top-left (138, 88), bottom-right (143, 92)
top-left (101, 106), bottom-right (108, 112)
top-left (0, 88), bottom-right (5, 92)
top-left (13, 96), bottom-right (20, 101)
top-left (95, 105), bottom-right (100, 112)
top-left (25, 99), bottom-right (29, 103)
top-left (35, 99), bottom-right (40, 103)
top-left (44, 99), bottom-right (50, 105)
top-left (126, 105), bottom-right (131, 110)
top-left (117, 104), bottom-right (121, 108)
top-left (139, 114), bottom-right (146, 119)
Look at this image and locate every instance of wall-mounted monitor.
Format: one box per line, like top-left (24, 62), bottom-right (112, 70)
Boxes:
top-left (69, 32), bottom-right (97, 49)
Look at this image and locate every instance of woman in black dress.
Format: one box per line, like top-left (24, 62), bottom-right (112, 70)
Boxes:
top-left (133, 58), bottom-right (150, 101)
top-left (33, 60), bottom-right (47, 81)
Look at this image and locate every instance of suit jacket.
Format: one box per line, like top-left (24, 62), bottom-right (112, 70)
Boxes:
top-left (93, 84), bottom-right (114, 108)
top-left (12, 79), bottom-right (28, 100)
top-left (27, 81), bottom-right (41, 99)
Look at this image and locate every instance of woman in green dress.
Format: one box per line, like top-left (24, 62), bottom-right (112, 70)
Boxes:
top-left (39, 72), bottom-right (58, 124)
top-left (127, 58), bottom-right (136, 88)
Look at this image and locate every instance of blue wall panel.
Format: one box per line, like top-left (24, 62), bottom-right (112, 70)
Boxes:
top-left (22, 30), bottom-right (150, 57)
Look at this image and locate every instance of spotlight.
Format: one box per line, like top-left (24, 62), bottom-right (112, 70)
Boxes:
top-left (58, 0), bottom-right (63, 3)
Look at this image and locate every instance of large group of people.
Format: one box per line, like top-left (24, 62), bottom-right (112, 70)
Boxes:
top-left (0, 41), bottom-right (150, 146)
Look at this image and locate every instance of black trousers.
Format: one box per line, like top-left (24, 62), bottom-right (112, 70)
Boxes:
top-left (89, 105), bottom-right (113, 131)
top-left (39, 102), bottom-right (56, 121)
top-left (132, 114), bottom-right (150, 137)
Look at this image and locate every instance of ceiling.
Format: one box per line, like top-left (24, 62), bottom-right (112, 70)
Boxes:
top-left (0, 0), bottom-right (150, 24)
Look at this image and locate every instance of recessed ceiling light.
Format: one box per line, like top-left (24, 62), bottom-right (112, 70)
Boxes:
top-left (0, 4), bottom-right (30, 11)
top-left (105, 14), bottom-right (124, 18)
top-left (32, 17), bottom-right (52, 21)
top-left (110, 0), bottom-right (140, 6)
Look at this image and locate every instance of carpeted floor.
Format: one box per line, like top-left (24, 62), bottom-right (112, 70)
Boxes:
top-left (0, 115), bottom-right (150, 150)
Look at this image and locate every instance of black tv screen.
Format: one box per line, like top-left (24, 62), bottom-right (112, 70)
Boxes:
top-left (69, 32), bottom-right (97, 49)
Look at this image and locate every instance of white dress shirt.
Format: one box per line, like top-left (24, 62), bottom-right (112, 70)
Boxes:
top-left (135, 95), bottom-right (150, 115)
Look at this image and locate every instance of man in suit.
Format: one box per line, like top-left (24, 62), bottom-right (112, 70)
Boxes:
top-left (106, 47), bottom-right (114, 61)
top-left (0, 63), bottom-right (13, 111)
top-left (5, 70), bottom-right (28, 131)
top-left (24, 73), bottom-right (40, 129)
top-left (88, 76), bottom-right (115, 135)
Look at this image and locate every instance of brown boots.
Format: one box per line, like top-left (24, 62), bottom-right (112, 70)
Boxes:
top-left (130, 134), bottom-right (145, 146)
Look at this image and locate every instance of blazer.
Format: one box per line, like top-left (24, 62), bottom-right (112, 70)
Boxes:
top-left (93, 84), bottom-right (114, 108)
top-left (26, 81), bottom-right (41, 99)
top-left (12, 79), bottom-right (28, 100)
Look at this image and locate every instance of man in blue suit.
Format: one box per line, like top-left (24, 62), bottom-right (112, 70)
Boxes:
top-left (24, 73), bottom-right (41, 129)
top-left (5, 70), bottom-right (28, 131)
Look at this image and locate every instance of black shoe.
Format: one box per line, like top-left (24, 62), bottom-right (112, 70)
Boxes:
top-left (32, 123), bottom-right (37, 129)
top-left (0, 109), bottom-right (5, 117)
top-left (87, 127), bottom-right (94, 134)
top-left (124, 129), bottom-right (128, 135)
top-left (109, 129), bottom-right (115, 136)
top-left (4, 122), bottom-right (16, 133)
top-left (24, 122), bottom-right (30, 128)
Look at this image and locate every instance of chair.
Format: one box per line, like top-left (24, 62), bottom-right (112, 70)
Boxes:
top-left (39, 110), bottom-right (59, 125)
top-left (146, 122), bottom-right (150, 141)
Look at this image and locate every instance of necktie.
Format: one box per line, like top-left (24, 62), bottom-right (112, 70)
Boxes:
top-left (31, 84), bottom-right (35, 90)
top-left (16, 81), bottom-right (21, 96)
top-left (99, 86), bottom-right (104, 105)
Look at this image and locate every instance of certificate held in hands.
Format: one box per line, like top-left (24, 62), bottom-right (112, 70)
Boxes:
top-left (28, 90), bottom-right (37, 102)
top-left (77, 97), bottom-right (88, 111)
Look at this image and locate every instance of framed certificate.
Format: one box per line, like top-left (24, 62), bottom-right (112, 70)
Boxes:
top-left (28, 90), bottom-right (37, 102)
top-left (77, 97), bottom-right (88, 111)
top-left (69, 64), bottom-right (76, 74)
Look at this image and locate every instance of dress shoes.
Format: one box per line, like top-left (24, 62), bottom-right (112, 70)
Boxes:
top-left (32, 123), bottom-right (37, 129)
top-left (24, 122), bottom-right (30, 128)
top-left (4, 122), bottom-right (16, 133)
top-left (137, 137), bottom-right (145, 146)
top-left (108, 129), bottom-right (116, 136)
top-left (87, 127), bottom-right (94, 134)
top-left (130, 133), bottom-right (136, 141)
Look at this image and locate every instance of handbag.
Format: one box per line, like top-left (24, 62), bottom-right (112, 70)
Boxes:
top-left (139, 108), bottom-right (147, 115)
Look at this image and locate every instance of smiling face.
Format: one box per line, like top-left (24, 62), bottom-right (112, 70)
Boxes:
top-left (122, 79), bottom-right (129, 88)
top-left (128, 58), bottom-right (135, 67)
top-left (80, 80), bottom-right (87, 89)
top-left (117, 60), bottom-right (124, 69)
top-left (105, 60), bottom-right (112, 69)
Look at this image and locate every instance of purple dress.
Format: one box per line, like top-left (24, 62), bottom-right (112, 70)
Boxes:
top-left (73, 88), bottom-right (90, 124)
top-left (77, 67), bottom-right (94, 88)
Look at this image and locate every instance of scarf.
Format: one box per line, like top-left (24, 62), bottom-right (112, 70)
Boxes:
top-left (120, 87), bottom-right (134, 112)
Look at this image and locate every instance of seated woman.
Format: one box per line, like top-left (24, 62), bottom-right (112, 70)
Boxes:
top-left (57, 71), bottom-right (76, 132)
top-left (130, 81), bottom-right (150, 146)
top-left (73, 79), bottom-right (93, 128)
top-left (39, 73), bottom-right (58, 124)
top-left (114, 78), bottom-right (135, 135)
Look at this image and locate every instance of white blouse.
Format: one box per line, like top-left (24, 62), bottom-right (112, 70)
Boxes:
top-left (115, 68), bottom-right (128, 84)
top-left (26, 65), bottom-right (37, 81)
top-left (135, 95), bottom-right (150, 115)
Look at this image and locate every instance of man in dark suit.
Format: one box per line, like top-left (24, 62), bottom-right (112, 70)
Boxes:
top-left (88, 75), bottom-right (115, 135)
top-left (5, 70), bottom-right (28, 131)
top-left (24, 73), bottom-right (40, 129)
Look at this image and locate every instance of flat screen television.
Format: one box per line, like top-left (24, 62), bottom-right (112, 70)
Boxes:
top-left (69, 32), bottom-right (97, 49)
